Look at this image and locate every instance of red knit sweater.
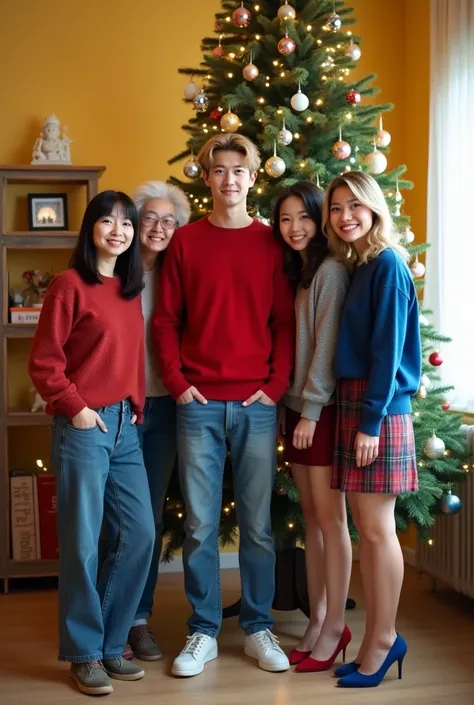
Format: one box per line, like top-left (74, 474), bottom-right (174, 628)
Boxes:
top-left (152, 217), bottom-right (295, 402)
top-left (28, 269), bottom-right (145, 421)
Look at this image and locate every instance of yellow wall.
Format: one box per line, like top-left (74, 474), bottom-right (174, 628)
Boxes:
top-left (0, 0), bottom-right (430, 549)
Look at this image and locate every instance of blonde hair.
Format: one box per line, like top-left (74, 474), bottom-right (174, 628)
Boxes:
top-left (322, 171), bottom-right (409, 266)
top-left (197, 133), bottom-right (261, 175)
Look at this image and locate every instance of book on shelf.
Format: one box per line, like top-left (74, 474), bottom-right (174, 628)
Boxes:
top-left (9, 471), bottom-right (58, 561)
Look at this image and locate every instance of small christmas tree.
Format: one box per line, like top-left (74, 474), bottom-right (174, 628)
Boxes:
top-left (162, 0), bottom-right (468, 558)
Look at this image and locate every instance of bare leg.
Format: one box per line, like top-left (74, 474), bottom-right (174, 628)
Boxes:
top-left (349, 494), bottom-right (402, 674)
top-left (306, 467), bottom-right (352, 660)
top-left (291, 463), bottom-right (327, 651)
top-left (348, 500), bottom-right (374, 665)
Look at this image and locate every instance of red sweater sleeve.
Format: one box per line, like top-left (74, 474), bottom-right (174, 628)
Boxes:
top-left (130, 330), bottom-right (145, 424)
top-left (152, 239), bottom-right (190, 400)
top-left (28, 292), bottom-right (87, 419)
top-left (259, 257), bottom-right (295, 403)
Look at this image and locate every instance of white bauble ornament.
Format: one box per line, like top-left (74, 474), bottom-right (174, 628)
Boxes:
top-left (376, 129), bottom-right (392, 147)
top-left (183, 157), bottom-right (202, 179)
top-left (332, 140), bottom-right (351, 160)
top-left (424, 432), bottom-right (446, 459)
top-left (243, 62), bottom-right (259, 81)
top-left (184, 81), bottom-right (199, 100)
top-left (404, 228), bottom-right (415, 244)
top-left (193, 90), bottom-right (209, 112)
top-left (220, 110), bottom-right (240, 132)
top-left (417, 384), bottom-right (427, 399)
top-left (277, 127), bottom-right (293, 146)
top-left (366, 148), bottom-right (387, 174)
top-left (264, 155), bottom-right (286, 178)
top-left (277, 1), bottom-right (296, 20)
top-left (395, 189), bottom-right (403, 203)
top-left (393, 203), bottom-right (401, 217)
top-left (345, 42), bottom-right (361, 61)
top-left (410, 258), bottom-right (425, 278)
top-left (290, 89), bottom-right (309, 111)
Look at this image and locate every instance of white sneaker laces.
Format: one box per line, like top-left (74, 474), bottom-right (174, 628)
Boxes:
top-left (254, 630), bottom-right (282, 653)
top-left (181, 633), bottom-right (209, 657)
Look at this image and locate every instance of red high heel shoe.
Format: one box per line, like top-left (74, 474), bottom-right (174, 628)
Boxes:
top-left (295, 625), bottom-right (352, 673)
top-left (289, 648), bottom-right (311, 665)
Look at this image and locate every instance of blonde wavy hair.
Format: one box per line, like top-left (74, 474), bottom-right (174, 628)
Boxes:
top-left (322, 171), bottom-right (409, 266)
top-left (197, 133), bottom-right (261, 175)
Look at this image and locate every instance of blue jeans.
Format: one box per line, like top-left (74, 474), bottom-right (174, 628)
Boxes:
top-left (134, 395), bottom-right (177, 620)
top-left (177, 400), bottom-right (277, 637)
top-left (51, 401), bottom-right (155, 662)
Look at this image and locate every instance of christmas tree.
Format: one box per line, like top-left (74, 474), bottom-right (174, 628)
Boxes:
top-left (162, 0), bottom-right (468, 559)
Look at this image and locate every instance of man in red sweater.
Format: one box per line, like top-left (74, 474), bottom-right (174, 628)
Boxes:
top-left (152, 134), bottom-right (294, 677)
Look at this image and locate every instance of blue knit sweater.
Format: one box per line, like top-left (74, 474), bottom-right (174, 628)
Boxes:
top-left (334, 248), bottom-right (422, 436)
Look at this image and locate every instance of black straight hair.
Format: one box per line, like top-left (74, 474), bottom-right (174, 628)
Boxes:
top-left (70, 190), bottom-right (143, 299)
top-left (272, 181), bottom-right (329, 290)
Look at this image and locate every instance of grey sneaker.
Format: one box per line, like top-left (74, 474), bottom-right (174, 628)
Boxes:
top-left (102, 657), bottom-right (145, 681)
top-left (128, 625), bottom-right (163, 661)
top-left (70, 661), bottom-right (113, 695)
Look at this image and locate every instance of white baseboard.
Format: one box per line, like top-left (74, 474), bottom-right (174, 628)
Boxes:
top-left (160, 547), bottom-right (416, 574)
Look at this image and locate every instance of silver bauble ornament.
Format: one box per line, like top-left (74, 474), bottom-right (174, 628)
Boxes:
top-left (264, 155), bottom-right (286, 178)
top-left (290, 89), bottom-right (309, 111)
top-left (193, 90), bottom-right (209, 113)
top-left (376, 129), bottom-right (392, 147)
top-left (233, 4), bottom-right (251, 27)
top-left (366, 148), bottom-right (387, 174)
top-left (332, 140), bottom-right (351, 160)
top-left (440, 490), bottom-right (462, 515)
top-left (277, 127), bottom-right (293, 146)
top-left (220, 110), bottom-right (240, 132)
top-left (345, 42), bottom-right (361, 61)
top-left (184, 81), bottom-right (199, 100)
top-left (277, 1), bottom-right (296, 20)
top-left (278, 36), bottom-right (296, 55)
top-left (183, 157), bottom-right (202, 179)
top-left (326, 12), bottom-right (342, 32)
top-left (243, 62), bottom-right (259, 81)
top-left (424, 432), bottom-right (446, 459)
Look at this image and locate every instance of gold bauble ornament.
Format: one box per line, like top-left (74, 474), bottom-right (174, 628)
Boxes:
top-left (332, 140), bottom-right (351, 160)
top-left (220, 110), bottom-right (240, 133)
top-left (243, 62), bottom-right (259, 81)
top-left (264, 155), bottom-right (286, 178)
top-left (277, 1), bottom-right (296, 20)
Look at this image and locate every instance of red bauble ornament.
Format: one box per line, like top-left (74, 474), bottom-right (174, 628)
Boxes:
top-left (346, 89), bottom-right (361, 105)
top-left (278, 36), bottom-right (296, 55)
top-left (232, 5), bottom-right (251, 27)
top-left (211, 45), bottom-right (226, 59)
top-left (442, 400), bottom-right (451, 411)
top-left (210, 109), bottom-right (222, 122)
top-left (429, 351), bottom-right (444, 367)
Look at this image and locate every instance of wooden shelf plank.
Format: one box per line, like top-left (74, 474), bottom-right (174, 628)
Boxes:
top-left (3, 230), bottom-right (79, 237)
top-left (7, 410), bottom-right (51, 426)
top-left (1, 234), bottom-right (76, 249)
top-left (3, 324), bottom-right (37, 338)
top-left (7, 559), bottom-right (58, 579)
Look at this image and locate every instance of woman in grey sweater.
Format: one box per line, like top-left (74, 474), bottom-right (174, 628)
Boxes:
top-left (273, 182), bottom-right (352, 673)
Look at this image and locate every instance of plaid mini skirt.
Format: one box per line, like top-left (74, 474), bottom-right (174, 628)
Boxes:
top-left (331, 379), bottom-right (418, 494)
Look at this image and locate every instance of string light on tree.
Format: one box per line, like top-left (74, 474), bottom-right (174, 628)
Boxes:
top-left (233, 2), bottom-right (251, 27)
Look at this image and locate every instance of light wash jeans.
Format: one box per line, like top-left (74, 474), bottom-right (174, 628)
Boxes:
top-left (177, 399), bottom-right (277, 637)
top-left (134, 395), bottom-right (177, 620)
top-left (50, 401), bottom-right (155, 662)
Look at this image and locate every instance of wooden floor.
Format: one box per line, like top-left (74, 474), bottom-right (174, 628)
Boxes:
top-left (1, 564), bottom-right (474, 704)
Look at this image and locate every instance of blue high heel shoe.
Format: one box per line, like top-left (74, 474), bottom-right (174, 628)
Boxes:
top-left (337, 634), bottom-right (407, 688)
top-left (334, 661), bottom-right (360, 677)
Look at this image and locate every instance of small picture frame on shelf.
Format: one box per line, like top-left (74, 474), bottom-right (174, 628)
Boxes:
top-left (27, 193), bottom-right (68, 231)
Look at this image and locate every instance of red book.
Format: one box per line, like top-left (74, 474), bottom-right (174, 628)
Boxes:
top-left (36, 474), bottom-right (59, 559)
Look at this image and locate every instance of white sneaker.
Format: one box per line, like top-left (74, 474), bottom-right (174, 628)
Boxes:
top-left (244, 629), bottom-right (290, 672)
top-left (171, 633), bottom-right (218, 677)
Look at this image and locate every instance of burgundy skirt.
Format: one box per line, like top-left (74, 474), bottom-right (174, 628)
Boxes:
top-left (283, 404), bottom-right (336, 466)
top-left (331, 379), bottom-right (418, 494)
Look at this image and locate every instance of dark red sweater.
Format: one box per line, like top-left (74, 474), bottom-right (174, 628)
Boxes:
top-left (28, 269), bottom-right (145, 421)
top-left (152, 217), bottom-right (295, 402)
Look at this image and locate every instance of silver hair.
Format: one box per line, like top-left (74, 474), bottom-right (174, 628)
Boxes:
top-left (133, 180), bottom-right (191, 227)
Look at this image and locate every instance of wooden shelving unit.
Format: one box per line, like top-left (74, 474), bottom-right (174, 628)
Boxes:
top-left (0, 165), bottom-right (105, 593)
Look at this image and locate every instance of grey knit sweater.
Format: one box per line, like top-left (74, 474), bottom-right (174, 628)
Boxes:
top-left (284, 256), bottom-right (350, 421)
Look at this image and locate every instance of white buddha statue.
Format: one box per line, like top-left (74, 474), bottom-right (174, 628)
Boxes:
top-left (31, 114), bottom-right (72, 164)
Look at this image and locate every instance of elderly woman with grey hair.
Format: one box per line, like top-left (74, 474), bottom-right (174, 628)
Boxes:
top-left (125, 180), bottom-right (191, 661)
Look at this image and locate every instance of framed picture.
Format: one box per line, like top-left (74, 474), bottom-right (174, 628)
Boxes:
top-left (27, 193), bottom-right (68, 231)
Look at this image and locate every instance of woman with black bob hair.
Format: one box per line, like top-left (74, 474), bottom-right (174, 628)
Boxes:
top-left (29, 190), bottom-right (155, 696)
top-left (273, 181), bottom-right (353, 672)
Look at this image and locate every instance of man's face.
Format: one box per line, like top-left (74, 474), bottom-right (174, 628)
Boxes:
top-left (203, 150), bottom-right (257, 210)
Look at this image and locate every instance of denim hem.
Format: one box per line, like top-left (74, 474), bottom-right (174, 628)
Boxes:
top-left (244, 624), bottom-right (275, 636)
top-left (189, 627), bottom-right (219, 638)
top-left (103, 651), bottom-right (126, 661)
top-left (133, 611), bottom-right (151, 621)
top-left (59, 653), bottom-right (103, 663)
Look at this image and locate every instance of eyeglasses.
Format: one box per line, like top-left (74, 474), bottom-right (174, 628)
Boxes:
top-left (141, 213), bottom-right (177, 230)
